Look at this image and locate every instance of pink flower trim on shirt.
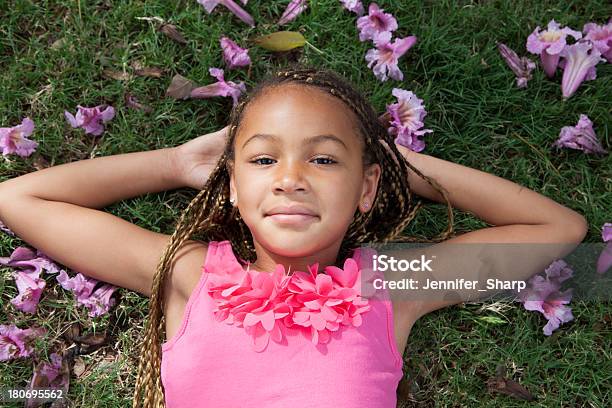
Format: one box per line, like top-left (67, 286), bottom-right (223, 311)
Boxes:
top-left (205, 244), bottom-right (380, 352)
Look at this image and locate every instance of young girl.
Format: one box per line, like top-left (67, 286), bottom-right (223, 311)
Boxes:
top-left (0, 67), bottom-right (587, 408)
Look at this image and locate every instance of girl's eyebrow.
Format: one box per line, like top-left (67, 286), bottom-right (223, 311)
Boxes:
top-left (241, 133), bottom-right (348, 151)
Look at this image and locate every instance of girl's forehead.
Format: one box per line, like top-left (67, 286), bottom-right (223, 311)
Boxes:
top-left (236, 85), bottom-right (361, 148)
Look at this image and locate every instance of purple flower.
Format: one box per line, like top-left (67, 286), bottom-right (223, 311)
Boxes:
top-left (0, 324), bottom-right (46, 361)
top-left (197, 0), bottom-right (255, 28)
top-left (340, 0), bottom-right (364, 16)
top-left (526, 19), bottom-right (582, 78)
top-left (0, 219), bottom-right (16, 236)
top-left (553, 114), bottom-right (607, 155)
top-left (56, 270), bottom-right (117, 317)
top-left (384, 88), bottom-right (432, 152)
top-left (189, 67), bottom-right (247, 108)
top-left (583, 19), bottom-right (612, 62)
top-left (1, 246), bottom-right (67, 313)
top-left (518, 260), bottom-right (574, 336)
top-left (11, 270), bottom-right (46, 314)
top-left (64, 105), bottom-right (115, 136)
top-left (597, 222), bottom-right (612, 274)
top-left (26, 352), bottom-right (70, 407)
top-left (0, 117), bottom-right (38, 157)
top-left (558, 40), bottom-right (606, 99)
top-left (356, 2), bottom-right (397, 42)
top-left (497, 42), bottom-right (537, 88)
top-left (278, 0), bottom-right (308, 26)
top-left (365, 31), bottom-right (417, 82)
top-left (220, 36), bottom-right (251, 69)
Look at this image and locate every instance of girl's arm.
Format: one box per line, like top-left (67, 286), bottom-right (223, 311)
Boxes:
top-left (390, 144), bottom-right (588, 321)
top-left (0, 147), bottom-right (209, 297)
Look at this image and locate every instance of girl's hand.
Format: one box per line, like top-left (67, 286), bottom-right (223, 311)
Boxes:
top-left (173, 125), bottom-right (229, 190)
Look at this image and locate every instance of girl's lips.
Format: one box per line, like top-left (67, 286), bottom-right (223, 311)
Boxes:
top-left (266, 214), bottom-right (319, 226)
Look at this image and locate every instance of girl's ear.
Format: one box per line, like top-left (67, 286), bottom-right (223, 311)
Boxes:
top-left (360, 163), bottom-right (381, 212)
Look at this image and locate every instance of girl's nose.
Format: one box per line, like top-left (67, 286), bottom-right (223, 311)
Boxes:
top-left (272, 160), bottom-right (308, 193)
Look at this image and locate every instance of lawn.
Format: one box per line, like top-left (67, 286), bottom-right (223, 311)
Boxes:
top-left (1, 0), bottom-right (610, 407)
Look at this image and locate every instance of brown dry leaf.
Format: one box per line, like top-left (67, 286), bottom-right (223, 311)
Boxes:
top-left (50, 38), bottom-right (65, 49)
top-left (134, 67), bottom-right (164, 78)
top-left (102, 69), bottom-right (132, 81)
top-left (486, 365), bottom-right (535, 401)
top-left (165, 74), bottom-right (196, 99)
top-left (73, 357), bottom-right (86, 377)
top-left (253, 31), bottom-right (306, 51)
top-left (159, 23), bottom-right (187, 44)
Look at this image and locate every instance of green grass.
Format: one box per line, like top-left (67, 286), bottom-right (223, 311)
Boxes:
top-left (1, 0), bottom-right (611, 407)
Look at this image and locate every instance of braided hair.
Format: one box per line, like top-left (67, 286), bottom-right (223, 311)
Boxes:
top-left (132, 65), bottom-right (455, 407)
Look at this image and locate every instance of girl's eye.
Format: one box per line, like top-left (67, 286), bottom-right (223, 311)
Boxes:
top-left (251, 157), bottom-right (275, 165)
top-left (312, 157), bottom-right (336, 165)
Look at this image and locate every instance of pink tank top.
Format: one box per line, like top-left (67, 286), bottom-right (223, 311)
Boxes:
top-left (161, 240), bottom-right (404, 407)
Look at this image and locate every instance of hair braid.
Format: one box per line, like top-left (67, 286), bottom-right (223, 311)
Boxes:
top-left (133, 64), bottom-right (454, 407)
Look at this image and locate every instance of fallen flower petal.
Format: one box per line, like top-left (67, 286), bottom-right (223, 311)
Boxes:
top-left (64, 105), bottom-right (115, 136)
top-left (0, 324), bottom-right (46, 361)
top-left (340, 0), bottom-right (365, 16)
top-left (0, 219), bottom-right (16, 236)
top-left (197, 0), bottom-right (255, 28)
top-left (278, 0), bottom-right (308, 26)
top-left (356, 2), bottom-right (398, 42)
top-left (189, 67), bottom-right (247, 108)
top-left (125, 93), bottom-right (153, 113)
top-left (583, 19), bottom-right (612, 62)
top-left (0, 117), bottom-right (38, 157)
top-left (596, 222), bottom-right (612, 274)
top-left (0, 246), bottom-right (66, 276)
top-left (553, 114), bottom-right (608, 154)
top-left (497, 42), bottom-right (536, 88)
top-left (559, 40), bottom-right (606, 99)
top-left (526, 19), bottom-right (582, 78)
top-left (384, 88), bottom-right (432, 152)
top-left (518, 260), bottom-right (575, 335)
top-left (56, 270), bottom-right (118, 317)
top-left (11, 270), bottom-right (46, 314)
top-left (365, 31), bottom-right (417, 82)
top-left (220, 36), bottom-right (251, 69)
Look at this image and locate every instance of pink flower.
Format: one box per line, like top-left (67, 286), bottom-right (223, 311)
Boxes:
top-left (597, 223), bottom-right (612, 274)
top-left (365, 31), bottom-right (417, 82)
top-left (558, 40), bottom-right (606, 99)
top-left (0, 117), bottom-right (38, 157)
top-left (518, 260), bottom-right (574, 336)
top-left (0, 220), bottom-right (16, 236)
top-left (383, 88), bottom-right (432, 152)
top-left (26, 352), bottom-right (70, 406)
top-left (189, 67), bottom-right (247, 108)
top-left (497, 42), bottom-right (537, 88)
top-left (526, 19), bottom-right (582, 78)
top-left (11, 270), bottom-right (46, 314)
top-left (340, 0), bottom-right (365, 16)
top-left (278, 0), bottom-right (308, 26)
top-left (197, 0), bottom-right (255, 28)
top-left (356, 2), bottom-right (397, 42)
top-left (583, 19), bottom-right (612, 62)
top-left (553, 114), bottom-right (607, 155)
top-left (64, 105), bottom-right (115, 136)
top-left (0, 324), bottom-right (46, 361)
top-left (220, 36), bottom-right (251, 69)
top-left (1, 246), bottom-right (66, 314)
top-left (205, 245), bottom-right (373, 352)
top-left (56, 271), bottom-right (117, 317)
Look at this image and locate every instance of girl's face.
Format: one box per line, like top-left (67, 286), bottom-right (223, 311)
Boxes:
top-left (228, 84), bottom-right (381, 271)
